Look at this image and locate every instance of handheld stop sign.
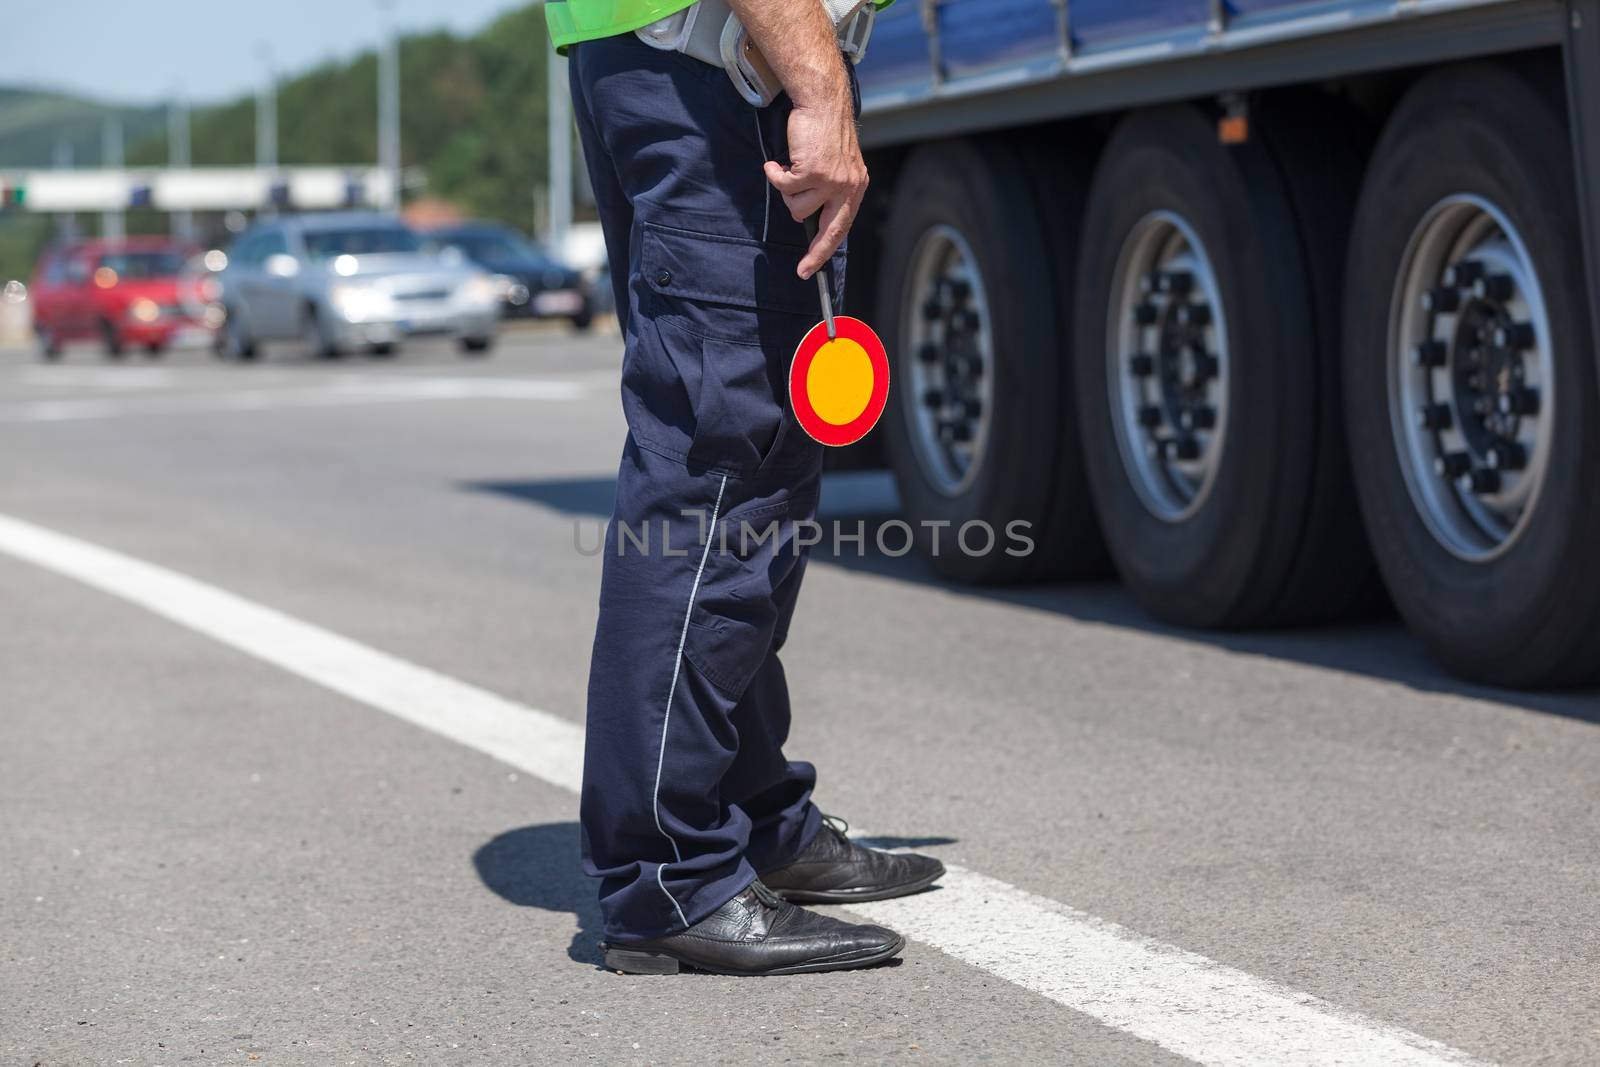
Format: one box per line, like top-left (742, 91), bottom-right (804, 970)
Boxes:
top-left (789, 217), bottom-right (890, 447)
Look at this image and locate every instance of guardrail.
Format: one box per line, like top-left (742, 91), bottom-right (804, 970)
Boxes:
top-left (0, 167), bottom-right (398, 214)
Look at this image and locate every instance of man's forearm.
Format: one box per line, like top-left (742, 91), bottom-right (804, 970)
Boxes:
top-left (733, 0), bottom-right (868, 277)
top-left (727, 0), bottom-right (848, 110)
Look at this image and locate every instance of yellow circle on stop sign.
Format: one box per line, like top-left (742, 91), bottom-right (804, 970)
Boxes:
top-left (805, 336), bottom-right (875, 426)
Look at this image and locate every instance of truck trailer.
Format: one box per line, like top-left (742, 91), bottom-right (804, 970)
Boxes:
top-left (848, 0), bottom-right (1600, 689)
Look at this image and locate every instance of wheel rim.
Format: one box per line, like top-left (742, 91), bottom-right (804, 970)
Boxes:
top-left (1388, 195), bottom-right (1554, 562)
top-left (1106, 211), bottom-right (1231, 523)
top-left (898, 224), bottom-right (995, 497)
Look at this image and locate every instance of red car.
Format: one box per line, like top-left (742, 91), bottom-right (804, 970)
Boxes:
top-left (30, 238), bottom-right (219, 360)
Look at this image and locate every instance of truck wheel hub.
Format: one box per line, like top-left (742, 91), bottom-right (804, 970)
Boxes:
top-left (1390, 195), bottom-right (1554, 562)
top-left (1107, 211), bottom-right (1230, 523)
top-left (900, 224), bottom-right (995, 496)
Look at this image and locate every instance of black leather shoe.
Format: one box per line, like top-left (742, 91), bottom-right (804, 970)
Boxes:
top-left (760, 816), bottom-right (946, 904)
top-left (601, 881), bottom-right (904, 976)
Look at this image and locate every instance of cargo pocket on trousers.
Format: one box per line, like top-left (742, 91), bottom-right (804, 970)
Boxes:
top-left (656, 317), bottom-right (789, 475)
top-left (628, 220), bottom-right (840, 475)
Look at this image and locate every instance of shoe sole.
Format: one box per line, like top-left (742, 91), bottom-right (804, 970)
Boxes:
top-left (602, 935), bottom-right (907, 977)
top-left (765, 862), bottom-right (946, 905)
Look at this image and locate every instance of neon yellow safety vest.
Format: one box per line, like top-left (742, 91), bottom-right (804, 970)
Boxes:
top-left (546, 0), bottom-right (895, 51)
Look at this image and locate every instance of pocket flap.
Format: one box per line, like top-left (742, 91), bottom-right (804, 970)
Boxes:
top-left (640, 222), bottom-right (836, 318)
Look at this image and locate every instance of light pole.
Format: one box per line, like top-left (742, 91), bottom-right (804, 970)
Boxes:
top-left (546, 33), bottom-right (572, 256)
top-left (378, 0), bottom-right (401, 212)
top-left (168, 92), bottom-right (194, 240)
top-left (101, 116), bottom-right (125, 242)
top-left (256, 44), bottom-right (278, 174)
top-left (53, 137), bottom-right (78, 242)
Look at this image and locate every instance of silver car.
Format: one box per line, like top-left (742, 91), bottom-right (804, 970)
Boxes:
top-left (216, 213), bottom-right (503, 359)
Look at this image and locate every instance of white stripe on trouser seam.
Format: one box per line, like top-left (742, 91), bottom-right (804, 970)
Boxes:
top-left (650, 473), bottom-right (728, 930)
top-left (754, 113), bottom-right (770, 242)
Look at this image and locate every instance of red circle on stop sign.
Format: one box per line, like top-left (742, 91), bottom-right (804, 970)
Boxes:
top-left (788, 315), bottom-right (890, 448)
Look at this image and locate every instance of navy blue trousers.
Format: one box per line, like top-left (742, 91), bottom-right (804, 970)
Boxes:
top-left (570, 34), bottom-right (853, 942)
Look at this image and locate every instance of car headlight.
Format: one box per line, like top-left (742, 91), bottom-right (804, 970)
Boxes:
top-left (460, 274), bottom-right (504, 308)
top-left (329, 284), bottom-right (393, 322)
top-left (128, 298), bottom-right (161, 323)
top-left (497, 275), bottom-right (531, 306)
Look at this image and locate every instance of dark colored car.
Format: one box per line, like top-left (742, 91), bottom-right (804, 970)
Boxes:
top-left (29, 238), bottom-right (220, 359)
top-left (425, 223), bottom-right (592, 330)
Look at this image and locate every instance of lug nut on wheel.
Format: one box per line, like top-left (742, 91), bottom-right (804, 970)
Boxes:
top-left (939, 421), bottom-right (974, 445)
top-left (1417, 403), bottom-right (1452, 431)
top-left (1412, 340), bottom-right (1448, 368)
top-left (1498, 388), bottom-right (1540, 416)
top-left (1423, 287), bottom-right (1462, 313)
top-left (1443, 259), bottom-right (1486, 288)
top-left (1459, 467), bottom-right (1502, 495)
top-left (1474, 274), bottom-right (1515, 302)
top-left (1157, 271), bottom-right (1193, 296)
top-left (1435, 452), bottom-right (1472, 479)
top-left (1492, 322), bottom-right (1535, 350)
top-left (1487, 442), bottom-right (1528, 471)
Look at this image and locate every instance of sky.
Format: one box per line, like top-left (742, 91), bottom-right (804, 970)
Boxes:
top-left (1, 0), bottom-right (529, 106)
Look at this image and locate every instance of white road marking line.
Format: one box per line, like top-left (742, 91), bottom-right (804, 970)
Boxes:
top-left (0, 378), bottom-right (591, 422)
top-left (11, 366), bottom-right (185, 389)
top-left (0, 512), bottom-right (583, 793)
top-left (847, 862), bottom-right (1482, 1067)
top-left (0, 510), bottom-right (1488, 1067)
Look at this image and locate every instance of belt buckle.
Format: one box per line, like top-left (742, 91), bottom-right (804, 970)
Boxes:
top-left (838, 7), bottom-right (877, 65)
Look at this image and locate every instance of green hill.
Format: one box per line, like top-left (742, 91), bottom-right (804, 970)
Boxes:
top-left (0, 3), bottom-right (557, 283)
top-left (0, 87), bottom-right (167, 169)
top-left (119, 4), bottom-right (556, 225)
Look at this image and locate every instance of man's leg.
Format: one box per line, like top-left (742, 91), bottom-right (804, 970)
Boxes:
top-left (721, 553), bottom-right (823, 875)
top-left (569, 35), bottom-right (839, 944)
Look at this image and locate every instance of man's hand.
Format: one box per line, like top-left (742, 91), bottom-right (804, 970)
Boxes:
top-left (731, 0), bottom-right (870, 280)
top-left (762, 103), bottom-right (868, 280)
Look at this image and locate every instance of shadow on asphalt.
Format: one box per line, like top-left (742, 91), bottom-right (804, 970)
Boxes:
top-left (473, 821), bottom-right (602, 966)
top-left (464, 472), bottom-right (1600, 726)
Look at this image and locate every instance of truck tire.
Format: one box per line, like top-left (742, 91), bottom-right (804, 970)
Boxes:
top-left (1074, 105), bottom-right (1356, 627)
top-left (1013, 132), bottom-right (1111, 579)
top-left (1250, 92), bottom-right (1385, 619)
top-left (1343, 65), bottom-right (1600, 688)
top-left (879, 138), bottom-right (1100, 583)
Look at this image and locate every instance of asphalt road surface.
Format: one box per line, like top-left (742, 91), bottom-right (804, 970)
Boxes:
top-left (2, 327), bottom-right (1597, 1066)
